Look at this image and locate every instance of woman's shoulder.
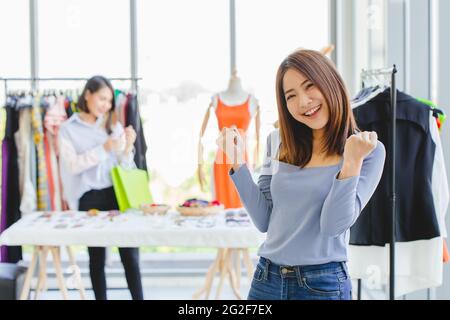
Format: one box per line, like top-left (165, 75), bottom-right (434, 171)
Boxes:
top-left (59, 114), bottom-right (80, 134)
top-left (260, 129), bottom-right (281, 176)
top-left (266, 129), bottom-right (281, 157)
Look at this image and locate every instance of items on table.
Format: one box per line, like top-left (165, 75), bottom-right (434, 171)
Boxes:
top-left (140, 203), bottom-right (170, 215)
top-left (225, 209), bottom-right (251, 227)
top-left (177, 198), bottom-right (224, 216)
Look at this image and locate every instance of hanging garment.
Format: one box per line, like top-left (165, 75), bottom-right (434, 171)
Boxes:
top-left (417, 97), bottom-right (447, 131)
top-left (444, 241), bottom-right (450, 263)
top-left (348, 237), bottom-right (444, 298)
top-left (125, 94), bottom-right (148, 171)
top-left (348, 113), bottom-right (448, 296)
top-left (115, 90), bottom-right (128, 126)
top-left (0, 106), bottom-right (6, 222)
top-left (351, 89), bottom-right (441, 245)
top-left (3, 101), bottom-right (22, 262)
top-left (47, 132), bottom-right (62, 211)
top-left (15, 108), bottom-right (37, 214)
top-left (44, 96), bottom-right (67, 141)
top-left (43, 96), bottom-right (66, 211)
top-left (0, 141), bottom-right (9, 262)
top-left (213, 95), bottom-right (252, 209)
top-left (31, 97), bottom-right (52, 211)
top-left (429, 112), bottom-right (449, 239)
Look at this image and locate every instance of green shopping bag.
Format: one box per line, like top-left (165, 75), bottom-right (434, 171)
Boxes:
top-left (111, 166), bottom-right (153, 212)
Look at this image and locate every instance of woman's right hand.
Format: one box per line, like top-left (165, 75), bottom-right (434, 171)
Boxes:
top-left (216, 127), bottom-right (246, 170)
top-left (103, 137), bottom-right (122, 153)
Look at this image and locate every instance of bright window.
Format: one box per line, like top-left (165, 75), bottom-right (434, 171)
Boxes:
top-left (236, 0), bottom-right (330, 155)
top-left (38, 0), bottom-right (130, 89)
top-left (0, 0), bottom-right (30, 92)
top-left (138, 0), bottom-right (230, 207)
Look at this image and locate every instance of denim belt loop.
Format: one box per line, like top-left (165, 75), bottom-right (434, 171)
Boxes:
top-left (263, 258), bottom-right (270, 281)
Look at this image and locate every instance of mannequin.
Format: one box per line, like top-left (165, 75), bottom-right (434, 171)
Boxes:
top-left (197, 70), bottom-right (260, 208)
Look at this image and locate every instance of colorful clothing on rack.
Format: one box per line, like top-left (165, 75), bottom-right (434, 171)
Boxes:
top-left (31, 96), bottom-right (52, 211)
top-left (0, 107), bottom-right (5, 220)
top-left (416, 97), bottom-right (447, 131)
top-left (16, 108), bottom-right (37, 213)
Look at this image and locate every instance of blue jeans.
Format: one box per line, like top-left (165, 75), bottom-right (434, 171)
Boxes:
top-left (248, 257), bottom-right (352, 300)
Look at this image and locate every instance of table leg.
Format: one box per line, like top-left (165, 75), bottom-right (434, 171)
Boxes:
top-left (235, 249), bottom-right (241, 289)
top-left (50, 246), bottom-right (69, 300)
top-left (215, 249), bottom-right (229, 300)
top-left (226, 249), bottom-right (242, 300)
top-left (194, 248), bottom-right (251, 300)
top-left (19, 246), bottom-right (39, 300)
top-left (66, 246), bottom-right (86, 300)
top-left (192, 249), bottom-right (222, 300)
top-left (34, 246), bottom-right (49, 300)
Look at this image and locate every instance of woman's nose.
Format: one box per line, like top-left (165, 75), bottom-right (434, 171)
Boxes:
top-left (299, 95), bottom-right (313, 110)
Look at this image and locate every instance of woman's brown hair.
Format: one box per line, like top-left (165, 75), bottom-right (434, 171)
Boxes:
top-left (77, 75), bottom-right (117, 134)
top-left (276, 49), bottom-right (358, 167)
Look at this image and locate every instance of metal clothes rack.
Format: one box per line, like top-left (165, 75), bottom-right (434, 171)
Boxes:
top-left (0, 77), bottom-right (142, 101)
top-left (1, 76), bottom-right (144, 134)
top-left (360, 66), bottom-right (398, 300)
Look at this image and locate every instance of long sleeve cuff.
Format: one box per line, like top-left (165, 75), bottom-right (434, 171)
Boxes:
top-left (229, 164), bottom-right (253, 191)
top-left (332, 172), bottom-right (360, 192)
top-left (119, 148), bottom-right (137, 169)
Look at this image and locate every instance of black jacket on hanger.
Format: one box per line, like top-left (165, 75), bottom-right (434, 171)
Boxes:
top-left (125, 94), bottom-right (148, 171)
top-left (351, 89), bottom-right (440, 246)
top-left (3, 103), bottom-right (22, 262)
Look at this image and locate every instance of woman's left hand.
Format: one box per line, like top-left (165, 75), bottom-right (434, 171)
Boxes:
top-left (124, 126), bottom-right (137, 153)
top-left (338, 131), bottom-right (378, 180)
top-left (343, 131), bottom-right (378, 164)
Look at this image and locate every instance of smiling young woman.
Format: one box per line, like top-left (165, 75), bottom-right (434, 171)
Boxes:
top-left (217, 49), bottom-right (386, 300)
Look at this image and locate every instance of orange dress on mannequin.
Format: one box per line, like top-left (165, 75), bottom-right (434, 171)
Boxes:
top-left (214, 95), bottom-right (251, 209)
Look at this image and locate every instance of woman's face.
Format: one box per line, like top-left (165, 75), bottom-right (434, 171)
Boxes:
top-left (283, 68), bottom-right (329, 131)
top-left (84, 87), bottom-right (113, 118)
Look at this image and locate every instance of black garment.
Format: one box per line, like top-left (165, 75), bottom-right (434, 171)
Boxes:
top-left (3, 103), bottom-right (22, 263)
top-left (351, 89), bottom-right (440, 246)
top-left (79, 187), bottom-right (144, 300)
top-left (125, 94), bottom-right (148, 171)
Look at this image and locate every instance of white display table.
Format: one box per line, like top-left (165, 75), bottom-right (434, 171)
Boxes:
top-left (0, 209), bottom-right (265, 300)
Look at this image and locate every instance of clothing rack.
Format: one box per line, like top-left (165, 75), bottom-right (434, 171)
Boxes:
top-left (1, 76), bottom-right (144, 136)
top-left (361, 66), bottom-right (398, 300)
top-left (0, 77), bottom-right (142, 102)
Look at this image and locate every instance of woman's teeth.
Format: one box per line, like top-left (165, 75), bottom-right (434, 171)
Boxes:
top-left (304, 105), bottom-right (321, 117)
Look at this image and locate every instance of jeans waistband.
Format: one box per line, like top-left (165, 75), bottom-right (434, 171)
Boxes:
top-left (258, 257), bottom-right (348, 278)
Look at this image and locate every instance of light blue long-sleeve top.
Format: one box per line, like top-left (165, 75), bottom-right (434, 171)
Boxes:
top-left (58, 114), bottom-right (136, 210)
top-left (230, 130), bottom-right (386, 266)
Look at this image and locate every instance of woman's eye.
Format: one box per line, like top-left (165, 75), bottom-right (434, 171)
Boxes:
top-left (286, 95), bottom-right (295, 101)
top-left (306, 83), bottom-right (314, 89)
